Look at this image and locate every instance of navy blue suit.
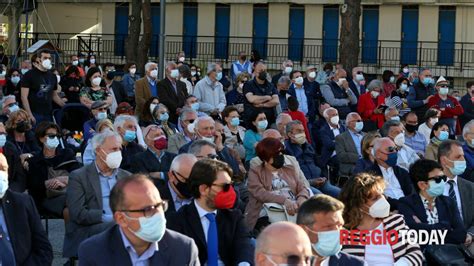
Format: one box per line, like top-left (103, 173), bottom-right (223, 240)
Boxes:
top-left (78, 225), bottom-right (200, 265)
top-left (317, 122), bottom-right (346, 167)
top-left (398, 193), bottom-right (466, 249)
top-left (328, 252), bottom-right (365, 266)
top-left (366, 162), bottom-right (415, 210)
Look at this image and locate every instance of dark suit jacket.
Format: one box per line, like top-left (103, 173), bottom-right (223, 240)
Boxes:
top-left (335, 131), bottom-right (364, 177)
top-left (130, 149), bottom-right (176, 176)
top-left (457, 177), bottom-right (474, 235)
top-left (318, 122), bottom-right (346, 167)
top-left (111, 80), bottom-right (128, 104)
top-left (78, 225), bottom-right (199, 266)
top-left (2, 190), bottom-right (53, 265)
top-left (63, 163), bottom-right (131, 257)
top-left (167, 201), bottom-right (254, 266)
top-left (157, 78), bottom-right (188, 124)
top-left (367, 162), bottom-right (415, 210)
top-left (155, 179), bottom-right (178, 218)
top-left (329, 252), bottom-right (365, 266)
top-left (398, 193), bottom-right (466, 247)
top-left (2, 141), bottom-right (26, 192)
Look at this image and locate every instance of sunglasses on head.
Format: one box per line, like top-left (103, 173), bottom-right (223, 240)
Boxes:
top-left (211, 182), bottom-right (233, 192)
top-left (428, 175), bottom-right (447, 184)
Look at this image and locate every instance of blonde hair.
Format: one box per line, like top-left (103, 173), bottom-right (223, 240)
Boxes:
top-left (5, 109), bottom-right (30, 134)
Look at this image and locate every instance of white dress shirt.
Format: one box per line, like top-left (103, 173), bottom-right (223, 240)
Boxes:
top-left (331, 126), bottom-right (341, 156)
top-left (397, 145), bottom-right (420, 171)
top-left (443, 176), bottom-right (463, 220)
top-left (379, 165), bottom-right (405, 199)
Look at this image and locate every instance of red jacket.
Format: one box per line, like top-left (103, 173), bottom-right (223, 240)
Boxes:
top-left (286, 110), bottom-right (312, 144)
top-left (357, 92), bottom-right (386, 129)
top-left (427, 94), bottom-right (464, 119)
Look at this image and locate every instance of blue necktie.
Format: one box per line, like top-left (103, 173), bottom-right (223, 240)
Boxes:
top-left (0, 225), bottom-right (16, 266)
top-left (205, 213), bottom-right (218, 266)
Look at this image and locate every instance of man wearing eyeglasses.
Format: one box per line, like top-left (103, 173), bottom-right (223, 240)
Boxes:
top-left (78, 174), bottom-right (200, 265)
top-left (167, 108), bottom-right (198, 154)
top-left (168, 159), bottom-right (254, 266)
top-left (367, 137), bottom-right (415, 211)
top-left (297, 195), bottom-right (365, 266)
top-left (255, 221), bottom-right (313, 266)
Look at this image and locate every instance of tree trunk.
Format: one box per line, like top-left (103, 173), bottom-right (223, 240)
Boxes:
top-left (339, 0), bottom-right (361, 72)
top-left (136, 0), bottom-right (152, 75)
top-left (125, 0), bottom-right (142, 65)
top-left (4, 2), bottom-right (22, 66)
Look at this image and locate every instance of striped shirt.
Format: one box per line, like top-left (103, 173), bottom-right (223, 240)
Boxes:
top-left (342, 214), bottom-right (424, 265)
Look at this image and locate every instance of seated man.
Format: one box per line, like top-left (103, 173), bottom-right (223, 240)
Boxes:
top-left (130, 125), bottom-right (176, 178)
top-left (318, 107), bottom-right (346, 176)
top-left (168, 159), bottom-right (254, 265)
top-left (402, 112), bottom-right (427, 157)
top-left (156, 153), bottom-right (197, 218)
top-left (0, 153), bottom-right (53, 265)
top-left (83, 101), bottom-right (109, 143)
top-left (275, 112), bottom-right (292, 140)
top-left (380, 120), bottom-right (420, 171)
top-left (385, 106), bottom-right (400, 122)
top-left (462, 120), bottom-right (474, 182)
top-left (367, 137), bottom-right (415, 210)
top-left (285, 120), bottom-right (340, 198)
top-left (63, 131), bottom-right (131, 258)
top-left (255, 222), bottom-right (312, 266)
top-left (0, 95), bottom-right (20, 123)
top-left (167, 108), bottom-right (197, 154)
top-left (114, 115), bottom-right (145, 172)
top-left (297, 195), bottom-right (365, 265)
top-left (335, 112), bottom-right (365, 177)
top-left (78, 174), bottom-right (199, 265)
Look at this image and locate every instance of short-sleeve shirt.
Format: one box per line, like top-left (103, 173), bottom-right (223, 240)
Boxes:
top-left (80, 86), bottom-right (109, 102)
top-left (243, 78), bottom-right (278, 124)
top-left (20, 67), bottom-right (57, 115)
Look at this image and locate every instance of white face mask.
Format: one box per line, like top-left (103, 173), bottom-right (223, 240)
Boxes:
top-left (330, 115), bottom-right (340, 125)
top-left (72, 60), bottom-right (79, 66)
top-left (294, 77), bottom-right (304, 85)
top-left (293, 133), bottom-right (306, 145)
top-left (90, 58), bottom-right (96, 64)
top-left (371, 91), bottom-right (380, 98)
top-left (92, 77), bottom-right (102, 86)
top-left (170, 69), bottom-right (180, 79)
top-left (102, 150), bottom-right (122, 169)
top-left (394, 132), bottom-right (405, 147)
top-left (430, 117), bottom-right (439, 126)
top-left (191, 71), bottom-right (197, 76)
top-left (129, 68), bottom-right (136, 75)
top-left (284, 66), bottom-right (293, 74)
top-left (337, 78), bottom-right (346, 86)
top-left (149, 103), bottom-right (158, 114)
top-left (178, 57), bottom-right (185, 63)
top-left (368, 197), bottom-right (390, 218)
top-left (202, 136), bottom-right (215, 144)
top-left (0, 170), bottom-right (8, 198)
top-left (42, 59), bottom-right (52, 70)
top-left (150, 69), bottom-right (158, 78)
top-left (308, 71), bottom-right (316, 79)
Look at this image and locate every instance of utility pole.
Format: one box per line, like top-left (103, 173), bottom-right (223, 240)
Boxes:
top-left (158, 0), bottom-right (166, 79)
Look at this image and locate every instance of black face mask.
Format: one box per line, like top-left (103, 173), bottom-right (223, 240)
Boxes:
top-left (405, 124), bottom-right (418, 133)
top-left (258, 71), bottom-right (267, 81)
top-left (174, 175), bottom-right (192, 199)
top-left (221, 133), bottom-right (226, 144)
top-left (15, 121), bottom-right (29, 133)
top-left (280, 90), bottom-right (287, 96)
top-left (271, 154), bottom-right (285, 169)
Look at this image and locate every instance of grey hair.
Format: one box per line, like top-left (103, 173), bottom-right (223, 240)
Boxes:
top-left (323, 107), bottom-right (338, 119)
top-left (345, 112), bottom-right (360, 126)
top-left (462, 120), bottom-right (474, 138)
top-left (179, 107), bottom-right (197, 120)
top-left (384, 106), bottom-right (398, 117)
top-left (373, 137), bottom-right (391, 153)
top-left (113, 115), bottom-right (138, 131)
top-left (275, 113), bottom-right (291, 126)
top-left (1, 95), bottom-right (16, 106)
top-left (285, 120), bottom-right (302, 135)
top-left (380, 120), bottom-right (401, 137)
top-left (144, 62), bottom-right (157, 72)
top-left (281, 59), bottom-right (293, 68)
top-left (195, 115), bottom-right (215, 130)
top-left (166, 61), bottom-right (177, 69)
top-left (438, 140), bottom-right (462, 162)
top-left (91, 130), bottom-right (122, 153)
top-left (170, 153), bottom-right (197, 172)
top-left (207, 63), bottom-right (218, 74)
top-left (189, 139), bottom-right (217, 156)
top-left (367, 79), bottom-right (383, 92)
top-left (296, 195), bottom-right (345, 225)
top-left (277, 75), bottom-right (291, 86)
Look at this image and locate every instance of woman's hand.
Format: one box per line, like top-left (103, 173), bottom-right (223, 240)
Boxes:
top-left (284, 199), bottom-right (298, 216)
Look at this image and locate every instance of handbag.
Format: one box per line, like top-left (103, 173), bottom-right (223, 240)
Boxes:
top-left (424, 244), bottom-right (467, 265)
top-left (263, 202), bottom-right (297, 224)
top-left (45, 160), bottom-right (79, 198)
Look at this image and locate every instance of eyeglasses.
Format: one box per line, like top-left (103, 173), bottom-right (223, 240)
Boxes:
top-left (264, 253), bottom-right (314, 266)
top-left (211, 182), bottom-right (233, 192)
top-left (387, 146), bottom-right (397, 153)
top-left (428, 175), bottom-right (447, 184)
top-left (185, 119), bottom-right (195, 124)
top-left (172, 171), bottom-right (188, 181)
top-left (120, 201), bottom-right (168, 218)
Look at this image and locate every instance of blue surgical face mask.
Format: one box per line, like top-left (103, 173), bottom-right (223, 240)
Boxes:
top-left (400, 83), bottom-right (408, 91)
top-left (8, 104), bottom-right (19, 114)
top-left (385, 152), bottom-right (398, 167)
top-left (438, 130), bottom-right (449, 141)
top-left (423, 77), bottom-right (432, 86)
top-left (257, 120), bottom-right (268, 130)
top-left (11, 76), bottom-right (20, 85)
top-left (413, 78), bottom-right (419, 85)
top-left (354, 121), bottom-right (364, 132)
top-left (126, 211), bottom-right (167, 243)
top-left (191, 102), bottom-right (200, 111)
top-left (230, 117), bottom-right (240, 127)
top-left (311, 229), bottom-right (342, 257)
top-left (46, 137), bottom-right (60, 149)
top-left (96, 111), bottom-right (107, 120)
top-left (0, 134), bottom-right (6, 148)
top-left (216, 72), bottom-right (223, 81)
top-left (124, 130), bottom-right (137, 142)
top-left (159, 112), bottom-right (169, 122)
top-left (427, 179), bottom-right (446, 197)
top-left (447, 159), bottom-right (467, 176)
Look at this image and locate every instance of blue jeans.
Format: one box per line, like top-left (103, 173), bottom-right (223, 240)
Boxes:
top-left (32, 112), bottom-right (53, 128)
top-left (310, 181), bottom-right (341, 198)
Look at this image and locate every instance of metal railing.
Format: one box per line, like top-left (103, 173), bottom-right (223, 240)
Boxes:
top-left (11, 32), bottom-right (474, 78)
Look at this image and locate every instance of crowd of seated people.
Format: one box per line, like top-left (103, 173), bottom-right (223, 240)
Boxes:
top-left (1, 49), bottom-right (474, 265)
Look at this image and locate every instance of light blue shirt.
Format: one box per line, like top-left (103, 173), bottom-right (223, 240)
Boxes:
top-left (0, 205), bottom-right (12, 247)
top-left (168, 182), bottom-right (192, 211)
top-left (119, 227), bottom-right (159, 266)
top-left (294, 86), bottom-right (308, 115)
top-left (348, 130), bottom-right (363, 157)
top-left (405, 131), bottom-right (427, 156)
top-left (95, 164), bottom-right (118, 222)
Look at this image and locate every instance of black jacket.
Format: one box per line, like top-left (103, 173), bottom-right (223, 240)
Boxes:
top-left (3, 141), bottom-right (26, 192)
top-left (129, 149), bottom-right (176, 176)
top-left (157, 78), bottom-right (188, 124)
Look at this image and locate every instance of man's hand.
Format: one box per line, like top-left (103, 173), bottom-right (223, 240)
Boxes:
top-left (214, 132), bottom-right (224, 151)
top-left (310, 177), bottom-right (327, 188)
top-left (465, 234), bottom-right (473, 246)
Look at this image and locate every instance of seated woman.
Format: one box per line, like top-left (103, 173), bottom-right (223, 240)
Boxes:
top-left (353, 132), bottom-right (381, 175)
top-left (418, 108), bottom-right (441, 144)
top-left (5, 109), bottom-right (41, 168)
top-left (27, 121), bottom-right (81, 217)
top-left (138, 96), bottom-right (159, 127)
top-left (398, 159), bottom-right (467, 252)
top-left (389, 77), bottom-right (411, 117)
top-left (80, 67), bottom-right (113, 109)
top-left (340, 173), bottom-right (424, 265)
top-left (152, 103), bottom-right (177, 138)
top-left (245, 138), bottom-right (309, 232)
top-left (222, 106), bottom-right (246, 160)
top-left (357, 79), bottom-right (386, 129)
top-left (82, 119), bottom-right (114, 165)
top-left (425, 121), bottom-right (450, 161)
top-left (243, 111), bottom-right (267, 164)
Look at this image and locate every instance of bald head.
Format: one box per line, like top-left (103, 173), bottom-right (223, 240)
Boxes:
top-left (255, 222), bottom-right (312, 265)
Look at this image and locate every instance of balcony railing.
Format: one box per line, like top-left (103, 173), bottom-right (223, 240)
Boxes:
top-left (13, 32), bottom-right (474, 78)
